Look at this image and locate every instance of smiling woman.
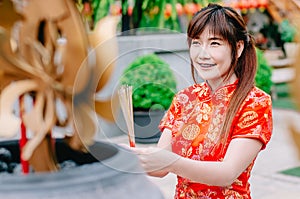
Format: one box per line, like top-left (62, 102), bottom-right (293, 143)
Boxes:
top-left (189, 28), bottom-right (243, 91)
top-left (127, 3), bottom-right (273, 199)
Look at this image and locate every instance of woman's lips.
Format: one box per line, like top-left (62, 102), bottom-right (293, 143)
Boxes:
top-left (199, 63), bottom-right (216, 68)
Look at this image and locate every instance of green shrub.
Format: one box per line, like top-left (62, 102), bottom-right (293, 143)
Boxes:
top-left (120, 53), bottom-right (177, 111)
top-left (280, 19), bottom-right (296, 43)
top-left (255, 48), bottom-right (273, 94)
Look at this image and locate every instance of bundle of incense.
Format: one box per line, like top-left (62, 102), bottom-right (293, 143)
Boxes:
top-left (118, 85), bottom-right (135, 147)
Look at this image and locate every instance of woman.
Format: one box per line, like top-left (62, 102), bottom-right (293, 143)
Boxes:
top-left (132, 4), bottom-right (273, 198)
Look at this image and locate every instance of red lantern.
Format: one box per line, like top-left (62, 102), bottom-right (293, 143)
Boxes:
top-left (82, 2), bottom-right (92, 16)
top-left (164, 3), bottom-right (172, 18)
top-left (249, 0), bottom-right (259, 8)
top-left (258, 0), bottom-right (268, 8)
top-left (239, 0), bottom-right (250, 13)
top-left (127, 5), bottom-right (133, 16)
top-left (242, 0), bottom-right (250, 10)
top-left (176, 3), bottom-right (183, 16)
top-left (230, 1), bottom-right (240, 10)
top-left (110, 4), bottom-right (122, 16)
top-left (195, 4), bottom-right (202, 12)
top-left (184, 3), bottom-right (197, 16)
top-left (236, 1), bottom-right (243, 10)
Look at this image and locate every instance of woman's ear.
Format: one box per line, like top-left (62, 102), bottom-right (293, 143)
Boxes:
top-left (237, 40), bottom-right (244, 58)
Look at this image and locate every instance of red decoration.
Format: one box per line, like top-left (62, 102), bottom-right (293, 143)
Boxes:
top-left (110, 4), bottom-right (122, 16)
top-left (82, 2), bottom-right (92, 16)
top-left (231, 1), bottom-right (239, 9)
top-left (249, 0), bottom-right (259, 8)
top-left (258, 0), bottom-right (268, 8)
top-left (176, 3), bottom-right (183, 16)
top-left (129, 140), bottom-right (135, 148)
top-left (242, 0), bottom-right (250, 9)
top-left (127, 5), bottom-right (133, 16)
top-left (19, 95), bottom-right (29, 174)
top-left (184, 3), bottom-right (197, 16)
top-left (230, 0), bottom-right (268, 11)
top-left (164, 3), bottom-right (172, 18)
top-left (195, 4), bottom-right (202, 12)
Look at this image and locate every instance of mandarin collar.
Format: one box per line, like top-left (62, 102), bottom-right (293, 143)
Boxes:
top-left (204, 79), bottom-right (238, 97)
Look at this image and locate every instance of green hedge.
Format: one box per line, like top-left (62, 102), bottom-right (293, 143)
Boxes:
top-left (120, 54), bottom-right (177, 111)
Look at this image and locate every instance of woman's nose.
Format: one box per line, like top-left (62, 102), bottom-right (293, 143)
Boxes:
top-left (198, 46), bottom-right (210, 59)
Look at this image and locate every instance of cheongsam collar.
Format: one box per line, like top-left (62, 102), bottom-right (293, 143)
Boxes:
top-left (204, 79), bottom-right (238, 98)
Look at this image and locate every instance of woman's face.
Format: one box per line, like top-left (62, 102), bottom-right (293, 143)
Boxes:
top-left (190, 27), bottom-right (237, 90)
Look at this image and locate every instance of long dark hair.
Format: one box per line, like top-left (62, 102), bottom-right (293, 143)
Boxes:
top-left (187, 3), bottom-right (257, 151)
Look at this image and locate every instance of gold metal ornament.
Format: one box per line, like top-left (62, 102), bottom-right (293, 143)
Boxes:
top-left (0, 0), bottom-right (119, 172)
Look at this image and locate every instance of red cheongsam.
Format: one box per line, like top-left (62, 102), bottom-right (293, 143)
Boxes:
top-left (159, 81), bottom-right (273, 199)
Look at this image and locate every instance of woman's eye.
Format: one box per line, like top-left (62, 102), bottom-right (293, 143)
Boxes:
top-left (192, 40), bottom-right (200, 45)
top-left (211, 41), bottom-right (220, 46)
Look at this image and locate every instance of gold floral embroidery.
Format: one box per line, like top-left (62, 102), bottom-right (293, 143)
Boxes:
top-left (238, 111), bottom-right (258, 128)
top-left (196, 114), bottom-right (203, 123)
top-left (181, 148), bottom-right (186, 156)
top-left (198, 144), bottom-right (203, 154)
top-left (207, 109), bottom-right (224, 143)
top-left (167, 82), bottom-right (272, 199)
top-left (202, 103), bottom-right (211, 114)
top-left (233, 178), bottom-right (243, 186)
top-left (182, 124), bottom-right (200, 140)
top-left (223, 189), bottom-right (244, 199)
top-left (187, 147), bottom-right (193, 157)
top-left (215, 87), bottom-right (228, 101)
top-left (177, 93), bottom-right (189, 104)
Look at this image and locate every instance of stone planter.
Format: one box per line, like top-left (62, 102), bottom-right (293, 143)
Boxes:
top-left (284, 42), bottom-right (299, 59)
top-left (133, 110), bottom-right (165, 144)
top-left (0, 139), bottom-right (164, 199)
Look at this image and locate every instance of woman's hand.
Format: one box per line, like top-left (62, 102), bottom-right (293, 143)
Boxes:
top-left (118, 129), bottom-right (176, 177)
top-left (131, 147), bottom-right (181, 175)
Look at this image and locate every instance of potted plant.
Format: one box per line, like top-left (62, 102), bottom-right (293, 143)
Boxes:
top-left (255, 47), bottom-right (273, 95)
top-left (119, 53), bottom-right (177, 143)
top-left (279, 19), bottom-right (297, 58)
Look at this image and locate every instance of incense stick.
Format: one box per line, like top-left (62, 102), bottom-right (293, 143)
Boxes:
top-left (118, 85), bottom-right (135, 147)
